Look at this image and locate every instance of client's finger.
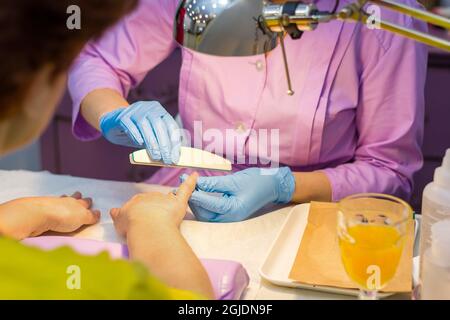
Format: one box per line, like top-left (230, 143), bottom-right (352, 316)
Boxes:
top-left (110, 208), bottom-right (126, 236)
top-left (109, 208), bottom-right (121, 220)
top-left (84, 209), bottom-right (101, 225)
top-left (176, 172), bottom-right (198, 203)
top-left (78, 197), bottom-right (93, 209)
top-left (71, 191), bottom-right (82, 199)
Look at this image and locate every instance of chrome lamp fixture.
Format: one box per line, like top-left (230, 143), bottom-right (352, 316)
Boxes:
top-left (174, 0), bottom-right (450, 95)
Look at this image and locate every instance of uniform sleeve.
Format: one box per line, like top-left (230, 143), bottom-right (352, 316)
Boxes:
top-left (323, 5), bottom-right (428, 201)
top-left (0, 237), bottom-right (204, 300)
top-left (68, 0), bottom-right (179, 141)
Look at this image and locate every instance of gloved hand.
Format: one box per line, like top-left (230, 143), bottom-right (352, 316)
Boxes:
top-left (100, 101), bottom-right (182, 164)
top-left (180, 167), bottom-right (295, 222)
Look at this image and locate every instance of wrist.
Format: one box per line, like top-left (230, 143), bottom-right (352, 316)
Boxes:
top-left (23, 198), bottom-right (55, 234)
top-left (126, 217), bottom-right (179, 256)
top-left (99, 108), bottom-right (119, 134)
top-left (126, 219), bottom-right (181, 272)
top-left (273, 167), bottom-right (296, 204)
top-left (0, 198), bottom-right (50, 239)
top-left (81, 88), bottom-right (130, 131)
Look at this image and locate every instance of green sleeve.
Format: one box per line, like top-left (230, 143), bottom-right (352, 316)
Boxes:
top-left (0, 237), bottom-right (204, 300)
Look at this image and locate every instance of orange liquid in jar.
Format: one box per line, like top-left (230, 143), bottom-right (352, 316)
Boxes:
top-left (339, 224), bottom-right (404, 290)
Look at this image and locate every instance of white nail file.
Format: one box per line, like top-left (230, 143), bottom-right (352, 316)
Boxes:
top-left (130, 147), bottom-right (232, 172)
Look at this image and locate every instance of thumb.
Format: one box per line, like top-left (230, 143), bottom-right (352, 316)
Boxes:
top-left (176, 172), bottom-right (198, 204)
top-left (110, 208), bottom-right (121, 220)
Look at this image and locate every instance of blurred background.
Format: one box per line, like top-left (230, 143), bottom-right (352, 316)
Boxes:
top-left (1, 0), bottom-right (449, 213)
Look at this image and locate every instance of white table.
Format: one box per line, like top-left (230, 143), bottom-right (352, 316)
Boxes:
top-left (0, 170), bottom-right (409, 299)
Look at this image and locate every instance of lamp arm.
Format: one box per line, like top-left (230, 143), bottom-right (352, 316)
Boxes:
top-left (265, 0), bottom-right (450, 51)
top-left (338, 0), bottom-right (450, 51)
top-left (369, 0), bottom-right (450, 29)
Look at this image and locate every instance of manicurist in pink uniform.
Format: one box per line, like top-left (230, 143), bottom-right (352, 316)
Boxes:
top-left (69, 0), bottom-right (428, 222)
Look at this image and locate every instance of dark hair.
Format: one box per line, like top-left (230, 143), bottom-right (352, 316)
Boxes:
top-left (0, 0), bottom-right (138, 117)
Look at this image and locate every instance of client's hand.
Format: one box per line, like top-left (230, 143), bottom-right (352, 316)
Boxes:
top-left (109, 173), bottom-right (214, 299)
top-left (110, 172), bottom-right (198, 236)
top-left (0, 192), bottom-right (100, 240)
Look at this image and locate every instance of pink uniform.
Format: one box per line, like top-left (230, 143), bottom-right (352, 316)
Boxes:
top-left (68, 0), bottom-right (428, 201)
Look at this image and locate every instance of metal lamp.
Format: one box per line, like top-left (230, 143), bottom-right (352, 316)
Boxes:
top-left (174, 0), bottom-right (450, 95)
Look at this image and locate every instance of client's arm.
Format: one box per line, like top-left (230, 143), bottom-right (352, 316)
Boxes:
top-left (0, 192), bottom-right (100, 240)
top-left (110, 173), bottom-right (214, 299)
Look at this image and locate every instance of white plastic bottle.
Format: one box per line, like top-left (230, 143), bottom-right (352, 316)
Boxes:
top-left (420, 220), bottom-right (450, 299)
top-left (419, 148), bottom-right (450, 299)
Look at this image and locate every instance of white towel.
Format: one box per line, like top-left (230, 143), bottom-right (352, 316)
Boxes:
top-left (0, 170), bottom-right (290, 299)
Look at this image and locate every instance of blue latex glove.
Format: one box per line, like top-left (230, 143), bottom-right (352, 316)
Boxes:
top-left (180, 167), bottom-right (295, 223)
top-left (100, 101), bottom-right (181, 164)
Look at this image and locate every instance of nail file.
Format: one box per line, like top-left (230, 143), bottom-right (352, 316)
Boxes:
top-left (130, 147), bottom-right (232, 172)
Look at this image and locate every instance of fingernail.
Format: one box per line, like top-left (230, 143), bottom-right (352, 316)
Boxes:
top-left (191, 171), bottom-right (199, 178)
